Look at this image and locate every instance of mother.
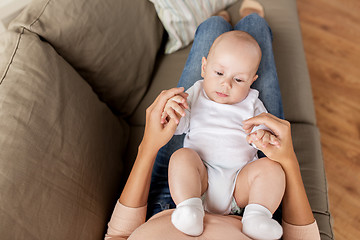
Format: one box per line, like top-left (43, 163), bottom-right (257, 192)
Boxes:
top-left (105, 3), bottom-right (320, 239)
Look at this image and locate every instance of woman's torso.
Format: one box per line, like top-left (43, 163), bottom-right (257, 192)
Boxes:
top-left (128, 209), bottom-right (250, 240)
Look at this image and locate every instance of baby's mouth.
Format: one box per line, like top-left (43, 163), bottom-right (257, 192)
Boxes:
top-left (216, 91), bottom-right (229, 97)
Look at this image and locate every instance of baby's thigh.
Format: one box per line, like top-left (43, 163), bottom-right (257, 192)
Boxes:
top-left (233, 158), bottom-right (283, 207)
top-left (169, 148), bottom-right (208, 187)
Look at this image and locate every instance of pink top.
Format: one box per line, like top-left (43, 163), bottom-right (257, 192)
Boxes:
top-left (105, 201), bottom-right (321, 240)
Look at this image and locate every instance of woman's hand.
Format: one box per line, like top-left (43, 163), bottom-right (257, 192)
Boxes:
top-left (243, 113), bottom-right (316, 226)
top-left (242, 113), bottom-right (297, 168)
top-left (141, 87), bottom-right (187, 153)
top-left (161, 93), bottom-right (189, 125)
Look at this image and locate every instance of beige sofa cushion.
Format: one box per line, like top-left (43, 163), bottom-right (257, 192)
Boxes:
top-left (291, 124), bottom-right (333, 240)
top-left (10, 0), bottom-right (164, 117)
top-left (0, 29), bottom-right (128, 239)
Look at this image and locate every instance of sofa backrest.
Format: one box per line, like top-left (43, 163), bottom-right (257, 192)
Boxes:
top-left (0, 28), bottom-right (128, 239)
top-left (10, 0), bottom-right (164, 117)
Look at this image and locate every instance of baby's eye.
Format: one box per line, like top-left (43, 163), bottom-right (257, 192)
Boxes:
top-left (234, 78), bottom-right (244, 83)
top-left (215, 71), bottom-right (223, 76)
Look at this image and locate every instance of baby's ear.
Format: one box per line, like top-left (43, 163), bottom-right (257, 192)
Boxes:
top-left (201, 57), bottom-right (207, 78)
top-left (252, 74), bottom-right (259, 83)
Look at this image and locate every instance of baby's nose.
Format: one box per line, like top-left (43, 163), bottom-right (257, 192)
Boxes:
top-left (221, 77), bottom-right (232, 88)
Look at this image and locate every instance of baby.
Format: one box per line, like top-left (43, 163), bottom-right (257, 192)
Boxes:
top-left (161, 31), bottom-right (283, 239)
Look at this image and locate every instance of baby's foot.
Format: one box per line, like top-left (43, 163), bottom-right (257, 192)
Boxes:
top-left (242, 204), bottom-right (283, 240)
top-left (215, 10), bottom-right (231, 24)
top-left (171, 198), bottom-right (205, 236)
top-left (239, 0), bottom-right (265, 18)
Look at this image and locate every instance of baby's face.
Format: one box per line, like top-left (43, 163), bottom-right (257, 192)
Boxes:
top-left (201, 32), bottom-right (261, 105)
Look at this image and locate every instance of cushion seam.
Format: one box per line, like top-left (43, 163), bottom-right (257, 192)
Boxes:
top-left (28, 0), bottom-right (51, 31)
top-left (0, 28), bottom-right (24, 85)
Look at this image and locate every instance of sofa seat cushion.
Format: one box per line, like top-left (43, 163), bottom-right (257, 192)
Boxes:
top-left (10, 0), bottom-right (164, 117)
top-left (291, 123), bottom-right (333, 240)
top-left (0, 29), bottom-right (128, 240)
top-left (128, 45), bottom-right (192, 126)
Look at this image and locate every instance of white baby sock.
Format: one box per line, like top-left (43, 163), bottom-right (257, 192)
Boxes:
top-left (171, 197), bottom-right (205, 236)
top-left (242, 203), bottom-right (283, 240)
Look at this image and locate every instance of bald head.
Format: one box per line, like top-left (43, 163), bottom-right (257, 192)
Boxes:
top-left (207, 31), bottom-right (262, 75)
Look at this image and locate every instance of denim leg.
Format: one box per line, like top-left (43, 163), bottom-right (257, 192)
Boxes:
top-left (147, 16), bottom-right (233, 219)
top-left (146, 135), bottom-right (183, 219)
top-left (235, 14), bottom-right (284, 119)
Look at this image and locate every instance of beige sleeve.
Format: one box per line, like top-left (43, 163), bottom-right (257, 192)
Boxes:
top-left (282, 220), bottom-right (321, 240)
top-left (104, 201), bottom-right (147, 240)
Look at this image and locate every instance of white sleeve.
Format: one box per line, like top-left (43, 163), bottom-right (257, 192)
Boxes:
top-left (251, 98), bottom-right (270, 133)
top-left (174, 82), bottom-right (198, 135)
top-left (174, 109), bottom-right (190, 135)
top-left (250, 98), bottom-right (273, 150)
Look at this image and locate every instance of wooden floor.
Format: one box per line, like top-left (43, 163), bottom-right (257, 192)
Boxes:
top-left (297, 0), bottom-right (360, 239)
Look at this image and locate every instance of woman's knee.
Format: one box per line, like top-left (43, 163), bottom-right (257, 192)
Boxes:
top-left (235, 13), bottom-right (268, 29)
top-left (234, 13), bottom-right (272, 42)
top-left (195, 16), bottom-right (232, 39)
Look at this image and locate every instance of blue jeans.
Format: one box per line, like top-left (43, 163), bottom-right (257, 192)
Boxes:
top-left (146, 14), bottom-right (284, 221)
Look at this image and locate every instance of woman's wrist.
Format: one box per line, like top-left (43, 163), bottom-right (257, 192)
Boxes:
top-left (279, 152), bottom-right (299, 174)
top-left (138, 140), bottom-right (160, 158)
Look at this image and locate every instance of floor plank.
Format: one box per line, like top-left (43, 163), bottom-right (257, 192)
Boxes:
top-left (297, 0), bottom-right (360, 239)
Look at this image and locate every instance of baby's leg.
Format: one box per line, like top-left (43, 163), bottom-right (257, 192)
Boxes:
top-left (169, 148), bottom-right (208, 203)
top-left (234, 158), bottom-right (285, 239)
top-left (168, 148), bottom-right (208, 236)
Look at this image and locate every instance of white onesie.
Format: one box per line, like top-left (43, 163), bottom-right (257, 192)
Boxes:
top-left (175, 80), bottom-right (268, 215)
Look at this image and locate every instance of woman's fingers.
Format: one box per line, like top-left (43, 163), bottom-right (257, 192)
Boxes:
top-left (270, 134), bottom-right (280, 147)
top-left (261, 131), bottom-right (270, 147)
top-left (244, 114), bottom-right (297, 165)
top-left (166, 99), bottom-right (186, 116)
top-left (255, 129), bottom-right (265, 140)
top-left (242, 113), bottom-right (288, 137)
top-left (160, 92), bottom-right (189, 124)
top-left (165, 107), bottom-right (180, 124)
top-left (161, 111), bottom-right (168, 124)
top-left (151, 87), bottom-right (185, 114)
top-left (248, 130), bottom-right (281, 149)
top-left (143, 87), bottom-right (186, 151)
top-left (177, 92), bottom-right (189, 109)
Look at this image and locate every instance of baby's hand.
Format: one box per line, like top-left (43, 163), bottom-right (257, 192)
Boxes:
top-left (247, 129), bottom-right (280, 149)
top-left (161, 92), bottom-right (189, 125)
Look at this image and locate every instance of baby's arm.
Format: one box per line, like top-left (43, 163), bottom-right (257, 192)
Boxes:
top-left (161, 92), bottom-right (189, 125)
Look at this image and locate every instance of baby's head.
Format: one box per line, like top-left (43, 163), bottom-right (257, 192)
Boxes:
top-left (201, 31), bottom-right (262, 104)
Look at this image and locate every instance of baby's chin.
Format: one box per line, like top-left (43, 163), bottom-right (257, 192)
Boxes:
top-left (204, 89), bottom-right (246, 105)
top-left (209, 95), bottom-right (240, 105)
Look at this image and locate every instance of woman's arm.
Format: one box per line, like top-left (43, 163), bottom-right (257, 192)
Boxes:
top-left (119, 87), bottom-right (185, 208)
top-left (242, 113), bottom-right (315, 225)
top-left (106, 87), bottom-right (186, 239)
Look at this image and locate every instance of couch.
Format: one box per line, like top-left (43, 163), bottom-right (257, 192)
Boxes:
top-left (0, 0), bottom-right (333, 239)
